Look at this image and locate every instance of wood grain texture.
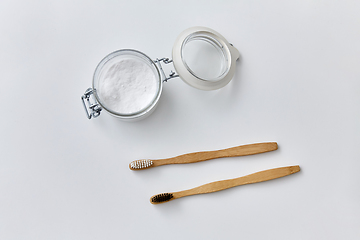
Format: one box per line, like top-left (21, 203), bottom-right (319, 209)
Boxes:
top-left (150, 165), bottom-right (300, 204)
top-left (130, 142), bottom-right (278, 170)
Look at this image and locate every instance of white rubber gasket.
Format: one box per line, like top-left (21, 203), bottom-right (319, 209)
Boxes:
top-left (172, 26), bottom-right (240, 91)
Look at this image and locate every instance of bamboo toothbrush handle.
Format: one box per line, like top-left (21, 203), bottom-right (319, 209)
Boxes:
top-left (156, 142), bottom-right (278, 166)
top-left (175, 165), bottom-right (300, 198)
top-left (130, 142), bottom-right (278, 170)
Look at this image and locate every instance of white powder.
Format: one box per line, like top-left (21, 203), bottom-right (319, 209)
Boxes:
top-left (98, 58), bottom-right (158, 114)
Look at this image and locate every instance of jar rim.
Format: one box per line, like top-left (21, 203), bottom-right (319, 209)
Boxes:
top-left (92, 49), bottom-right (163, 119)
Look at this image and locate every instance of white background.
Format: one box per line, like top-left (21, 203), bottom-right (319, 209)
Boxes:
top-left (1, 1), bottom-right (359, 239)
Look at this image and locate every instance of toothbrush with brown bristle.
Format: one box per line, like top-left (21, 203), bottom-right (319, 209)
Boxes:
top-left (150, 165), bottom-right (300, 204)
top-left (129, 142), bottom-right (278, 170)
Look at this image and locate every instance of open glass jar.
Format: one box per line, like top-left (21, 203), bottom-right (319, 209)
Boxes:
top-left (81, 26), bottom-right (240, 121)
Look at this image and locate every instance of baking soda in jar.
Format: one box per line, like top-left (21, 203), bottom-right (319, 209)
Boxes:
top-left (98, 58), bottom-right (158, 115)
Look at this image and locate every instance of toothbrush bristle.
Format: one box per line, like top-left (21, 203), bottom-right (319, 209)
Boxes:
top-left (151, 193), bottom-right (173, 204)
top-left (130, 159), bottom-right (153, 170)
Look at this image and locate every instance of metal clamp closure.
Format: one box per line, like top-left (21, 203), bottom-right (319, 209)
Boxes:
top-left (81, 88), bottom-right (102, 119)
top-left (154, 58), bottom-right (179, 82)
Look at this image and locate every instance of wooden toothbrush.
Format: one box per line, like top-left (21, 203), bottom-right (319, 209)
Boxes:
top-left (150, 165), bottom-right (300, 204)
top-left (129, 142), bottom-right (278, 170)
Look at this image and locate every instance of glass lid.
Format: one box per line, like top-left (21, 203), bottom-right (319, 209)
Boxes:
top-left (172, 27), bottom-right (240, 91)
top-left (181, 32), bottom-right (230, 81)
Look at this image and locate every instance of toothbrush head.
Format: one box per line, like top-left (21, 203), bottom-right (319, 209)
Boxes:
top-left (129, 159), bottom-right (154, 170)
top-left (150, 193), bottom-right (174, 204)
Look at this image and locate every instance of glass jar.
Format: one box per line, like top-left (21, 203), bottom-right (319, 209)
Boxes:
top-left (81, 26), bottom-right (240, 121)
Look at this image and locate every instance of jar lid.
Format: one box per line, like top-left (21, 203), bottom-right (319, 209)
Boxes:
top-left (172, 26), bottom-right (239, 91)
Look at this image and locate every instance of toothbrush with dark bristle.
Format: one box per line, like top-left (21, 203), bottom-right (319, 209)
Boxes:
top-left (150, 165), bottom-right (300, 204)
top-left (129, 142), bottom-right (278, 170)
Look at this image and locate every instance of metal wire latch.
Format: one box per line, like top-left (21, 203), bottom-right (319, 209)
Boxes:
top-left (81, 88), bottom-right (102, 119)
top-left (154, 58), bottom-right (179, 82)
